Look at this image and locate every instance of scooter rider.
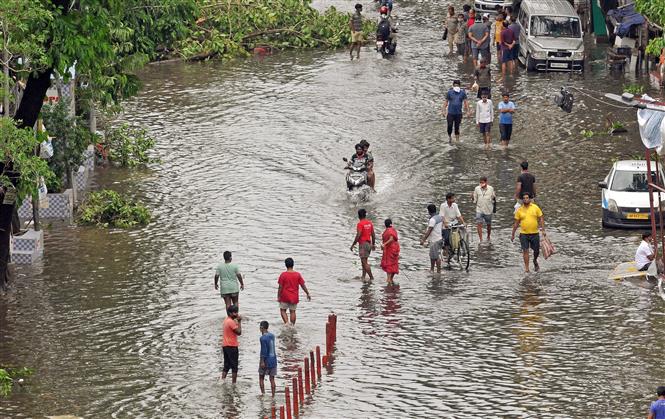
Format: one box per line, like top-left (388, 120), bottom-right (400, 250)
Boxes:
top-left (349, 143), bottom-right (369, 169)
top-left (359, 140), bottom-right (375, 190)
top-left (377, 6), bottom-right (397, 53)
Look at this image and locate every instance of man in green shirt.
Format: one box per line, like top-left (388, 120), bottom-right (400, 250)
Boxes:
top-left (214, 251), bottom-right (245, 309)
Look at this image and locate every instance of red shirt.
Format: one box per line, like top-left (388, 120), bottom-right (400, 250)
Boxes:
top-left (357, 219), bottom-right (374, 243)
top-left (278, 271), bottom-right (305, 304)
top-left (222, 316), bottom-right (239, 347)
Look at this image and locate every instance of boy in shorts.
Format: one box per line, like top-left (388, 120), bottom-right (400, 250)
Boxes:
top-left (258, 320), bottom-right (277, 396)
top-left (277, 257), bottom-right (311, 325)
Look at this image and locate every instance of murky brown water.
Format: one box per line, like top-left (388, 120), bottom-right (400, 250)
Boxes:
top-left (3, 1), bottom-right (665, 418)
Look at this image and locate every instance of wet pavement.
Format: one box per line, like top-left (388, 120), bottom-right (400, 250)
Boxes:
top-left (2, 1), bottom-right (665, 418)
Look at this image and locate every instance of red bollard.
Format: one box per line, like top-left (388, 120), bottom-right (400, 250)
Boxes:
top-left (332, 314), bottom-right (337, 343)
top-left (285, 386), bottom-right (292, 419)
top-left (279, 406), bottom-right (285, 419)
top-left (325, 322), bottom-right (331, 357)
top-left (297, 367), bottom-right (305, 404)
top-left (316, 346), bottom-right (322, 378)
top-left (303, 357), bottom-right (311, 394)
top-left (292, 377), bottom-right (299, 416)
top-left (310, 350), bottom-right (316, 387)
top-left (322, 355), bottom-right (328, 366)
top-left (272, 406), bottom-right (277, 419)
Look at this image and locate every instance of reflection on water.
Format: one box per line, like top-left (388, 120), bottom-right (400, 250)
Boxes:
top-left (3, 0), bottom-right (665, 417)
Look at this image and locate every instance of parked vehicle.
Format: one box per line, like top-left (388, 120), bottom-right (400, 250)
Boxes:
top-left (516, 0), bottom-right (585, 72)
top-left (474, 0), bottom-right (512, 14)
top-left (598, 160), bottom-right (665, 228)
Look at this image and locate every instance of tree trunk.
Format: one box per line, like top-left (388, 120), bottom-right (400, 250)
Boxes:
top-left (13, 68), bottom-right (53, 129)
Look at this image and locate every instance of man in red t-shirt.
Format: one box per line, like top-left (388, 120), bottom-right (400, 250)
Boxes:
top-left (277, 257), bottom-right (311, 325)
top-left (350, 208), bottom-right (376, 281)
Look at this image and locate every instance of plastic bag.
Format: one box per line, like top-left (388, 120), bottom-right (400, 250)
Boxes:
top-left (38, 177), bottom-right (48, 208)
top-left (541, 235), bottom-right (556, 259)
top-left (637, 96), bottom-right (665, 150)
top-left (472, 82), bottom-right (479, 92)
top-left (39, 137), bottom-right (54, 159)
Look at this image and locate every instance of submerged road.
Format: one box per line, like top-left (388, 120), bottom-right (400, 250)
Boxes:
top-left (2, 1), bottom-right (665, 417)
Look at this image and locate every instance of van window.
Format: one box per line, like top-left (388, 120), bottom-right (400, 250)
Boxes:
top-left (519, 9), bottom-right (528, 30)
top-left (530, 16), bottom-right (581, 37)
top-left (611, 171), bottom-right (659, 192)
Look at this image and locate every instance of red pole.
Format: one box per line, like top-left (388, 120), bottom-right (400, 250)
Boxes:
top-left (325, 322), bottom-right (331, 356)
top-left (322, 355), bottom-right (328, 367)
top-left (285, 386), bottom-right (292, 419)
top-left (297, 367), bottom-right (304, 404)
top-left (647, 150), bottom-right (658, 255)
top-left (309, 350), bottom-right (316, 387)
top-left (279, 406), bottom-right (285, 419)
top-left (316, 346), bottom-right (322, 378)
top-left (292, 377), bottom-right (299, 416)
top-left (272, 406), bottom-right (277, 419)
top-left (303, 357), bottom-right (311, 394)
top-left (333, 314), bottom-right (337, 343)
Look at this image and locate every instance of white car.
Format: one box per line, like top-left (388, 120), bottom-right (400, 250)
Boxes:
top-left (599, 160), bottom-right (665, 228)
top-left (474, 0), bottom-right (512, 14)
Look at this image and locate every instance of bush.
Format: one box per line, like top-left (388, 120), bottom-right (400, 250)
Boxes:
top-left (0, 367), bottom-right (33, 397)
top-left (100, 124), bottom-right (157, 167)
top-left (78, 190), bottom-right (151, 228)
top-left (41, 101), bottom-right (96, 192)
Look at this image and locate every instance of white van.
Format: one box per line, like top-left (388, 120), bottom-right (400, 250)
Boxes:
top-left (474, 0), bottom-right (512, 14)
top-left (516, 0), bottom-right (585, 72)
top-left (599, 160), bottom-right (665, 228)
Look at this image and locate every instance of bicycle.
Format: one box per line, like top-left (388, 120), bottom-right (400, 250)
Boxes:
top-left (441, 222), bottom-right (470, 271)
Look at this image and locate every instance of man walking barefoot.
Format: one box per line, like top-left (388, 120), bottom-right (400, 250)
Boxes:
top-left (258, 320), bottom-right (277, 396)
top-left (214, 251), bottom-right (245, 309)
top-left (511, 192), bottom-right (546, 273)
top-left (349, 3), bottom-right (364, 60)
top-left (472, 176), bottom-right (495, 241)
top-left (277, 258), bottom-right (311, 325)
top-left (351, 208), bottom-right (376, 281)
top-left (221, 304), bottom-right (242, 384)
top-left (420, 204), bottom-right (444, 273)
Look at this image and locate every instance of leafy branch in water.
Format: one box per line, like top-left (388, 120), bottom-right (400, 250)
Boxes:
top-left (0, 367), bottom-right (33, 397)
top-left (78, 190), bottom-right (151, 228)
top-left (623, 83), bottom-right (645, 95)
top-left (177, 0), bottom-right (376, 60)
top-left (100, 124), bottom-right (158, 168)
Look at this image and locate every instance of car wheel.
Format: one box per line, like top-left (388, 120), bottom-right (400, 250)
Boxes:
top-left (526, 54), bottom-right (536, 72)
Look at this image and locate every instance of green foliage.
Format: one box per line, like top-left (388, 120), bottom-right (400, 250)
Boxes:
top-left (581, 129), bottom-right (595, 138)
top-left (41, 101), bottom-right (96, 192)
top-left (178, 0), bottom-right (376, 59)
top-left (0, 0), bottom-right (53, 102)
top-left (0, 367), bottom-right (33, 397)
top-left (79, 190), bottom-right (151, 228)
top-left (635, 0), bottom-right (665, 56)
top-left (0, 118), bottom-right (55, 204)
top-left (623, 84), bottom-right (645, 95)
top-left (102, 124), bottom-right (157, 167)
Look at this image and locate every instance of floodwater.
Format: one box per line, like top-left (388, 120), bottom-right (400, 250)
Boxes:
top-left (3, 1), bottom-right (665, 418)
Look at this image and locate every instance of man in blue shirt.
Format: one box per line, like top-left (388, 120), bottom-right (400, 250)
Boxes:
top-left (443, 80), bottom-right (470, 144)
top-left (258, 320), bottom-right (277, 396)
top-left (649, 386), bottom-right (665, 419)
top-left (497, 92), bottom-right (515, 148)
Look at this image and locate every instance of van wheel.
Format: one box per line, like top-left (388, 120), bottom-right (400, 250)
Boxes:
top-left (526, 54), bottom-right (536, 72)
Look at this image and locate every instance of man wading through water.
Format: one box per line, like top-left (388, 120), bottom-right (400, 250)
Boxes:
top-left (351, 208), bottom-right (376, 281)
top-left (214, 251), bottom-right (245, 309)
top-left (349, 3), bottom-right (364, 60)
top-left (511, 192), bottom-right (546, 273)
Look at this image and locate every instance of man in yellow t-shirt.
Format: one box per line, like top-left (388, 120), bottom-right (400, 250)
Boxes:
top-left (511, 192), bottom-right (546, 273)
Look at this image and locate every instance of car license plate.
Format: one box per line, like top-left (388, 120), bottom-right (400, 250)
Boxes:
top-left (550, 62), bottom-right (568, 69)
top-left (627, 213), bottom-right (649, 220)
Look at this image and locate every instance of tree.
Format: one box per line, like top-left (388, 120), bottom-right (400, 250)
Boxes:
top-left (635, 0), bottom-right (665, 55)
top-left (0, 118), bottom-right (54, 289)
top-left (0, 0), bottom-right (52, 118)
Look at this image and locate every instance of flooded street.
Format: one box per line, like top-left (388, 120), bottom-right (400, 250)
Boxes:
top-left (3, 1), bottom-right (665, 417)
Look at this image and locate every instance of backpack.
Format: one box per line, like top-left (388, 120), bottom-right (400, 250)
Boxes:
top-left (377, 19), bottom-right (391, 41)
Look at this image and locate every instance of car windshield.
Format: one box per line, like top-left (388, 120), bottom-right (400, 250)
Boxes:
top-left (531, 16), bottom-right (581, 38)
top-left (611, 170), bottom-right (657, 192)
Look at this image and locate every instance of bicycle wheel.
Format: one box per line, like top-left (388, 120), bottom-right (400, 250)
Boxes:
top-left (458, 238), bottom-right (470, 271)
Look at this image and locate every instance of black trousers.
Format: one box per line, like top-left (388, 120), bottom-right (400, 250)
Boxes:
top-left (447, 113), bottom-right (462, 136)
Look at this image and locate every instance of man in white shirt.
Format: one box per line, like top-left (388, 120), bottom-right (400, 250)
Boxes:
top-left (440, 192), bottom-right (466, 249)
top-left (476, 90), bottom-right (494, 150)
top-left (420, 204), bottom-right (444, 272)
top-left (472, 176), bottom-right (496, 242)
top-left (635, 231), bottom-right (656, 271)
